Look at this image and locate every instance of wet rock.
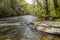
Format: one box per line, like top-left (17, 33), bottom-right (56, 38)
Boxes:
top-left (0, 15), bottom-right (40, 40)
top-left (0, 23), bottom-right (23, 40)
top-left (0, 18), bottom-right (22, 23)
top-left (28, 21), bottom-right (60, 34)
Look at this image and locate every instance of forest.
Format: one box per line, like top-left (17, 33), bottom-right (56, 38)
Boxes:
top-left (0, 0), bottom-right (60, 21)
top-left (0, 0), bottom-right (60, 40)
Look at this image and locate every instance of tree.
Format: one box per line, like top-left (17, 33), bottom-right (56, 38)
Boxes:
top-left (53, 0), bottom-right (59, 10)
top-left (10, 0), bottom-right (17, 9)
top-left (53, 0), bottom-right (60, 18)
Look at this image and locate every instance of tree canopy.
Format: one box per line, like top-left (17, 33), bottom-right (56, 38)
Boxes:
top-left (0, 0), bottom-right (60, 21)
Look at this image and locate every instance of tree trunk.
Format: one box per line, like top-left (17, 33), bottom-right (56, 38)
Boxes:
top-left (53, 0), bottom-right (59, 10)
top-left (53, 0), bottom-right (59, 19)
top-left (10, 0), bottom-right (17, 9)
top-left (45, 0), bottom-right (49, 20)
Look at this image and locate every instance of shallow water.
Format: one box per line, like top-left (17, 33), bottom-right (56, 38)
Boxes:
top-left (20, 15), bottom-right (37, 22)
top-left (0, 15), bottom-right (41, 40)
top-left (0, 15), bottom-right (60, 40)
top-left (18, 15), bottom-right (41, 40)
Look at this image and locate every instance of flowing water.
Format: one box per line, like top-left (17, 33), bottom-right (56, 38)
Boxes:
top-left (19, 15), bottom-right (41, 40)
top-left (13, 15), bottom-right (60, 40)
top-left (0, 15), bottom-right (41, 40)
top-left (0, 15), bottom-right (60, 40)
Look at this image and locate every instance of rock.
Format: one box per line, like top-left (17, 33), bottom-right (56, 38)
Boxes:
top-left (28, 21), bottom-right (60, 34)
top-left (0, 23), bottom-right (23, 40)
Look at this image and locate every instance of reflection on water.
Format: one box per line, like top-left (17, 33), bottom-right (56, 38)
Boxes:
top-left (21, 15), bottom-right (37, 22)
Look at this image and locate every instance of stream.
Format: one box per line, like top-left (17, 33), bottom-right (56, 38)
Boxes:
top-left (0, 15), bottom-right (41, 40)
top-left (19, 15), bottom-right (41, 40)
top-left (0, 15), bottom-right (60, 40)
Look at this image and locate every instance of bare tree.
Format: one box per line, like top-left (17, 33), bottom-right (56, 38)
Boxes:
top-left (36, 0), bottom-right (44, 9)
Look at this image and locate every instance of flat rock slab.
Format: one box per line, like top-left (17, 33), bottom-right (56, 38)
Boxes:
top-left (0, 16), bottom-right (23, 23)
top-left (28, 21), bottom-right (60, 34)
top-left (0, 22), bottom-right (40, 40)
top-left (0, 23), bottom-right (24, 40)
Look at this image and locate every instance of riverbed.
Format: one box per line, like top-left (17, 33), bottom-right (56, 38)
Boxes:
top-left (0, 15), bottom-right (60, 40)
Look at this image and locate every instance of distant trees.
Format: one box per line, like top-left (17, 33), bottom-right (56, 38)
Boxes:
top-left (0, 0), bottom-right (31, 18)
top-left (33, 0), bottom-right (60, 21)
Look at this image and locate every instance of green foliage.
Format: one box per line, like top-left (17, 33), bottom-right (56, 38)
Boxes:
top-left (0, 0), bottom-right (29, 18)
top-left (0, 0), bottom-right (60, 22)
top-left (0, 4), bottom-right (17, 17)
